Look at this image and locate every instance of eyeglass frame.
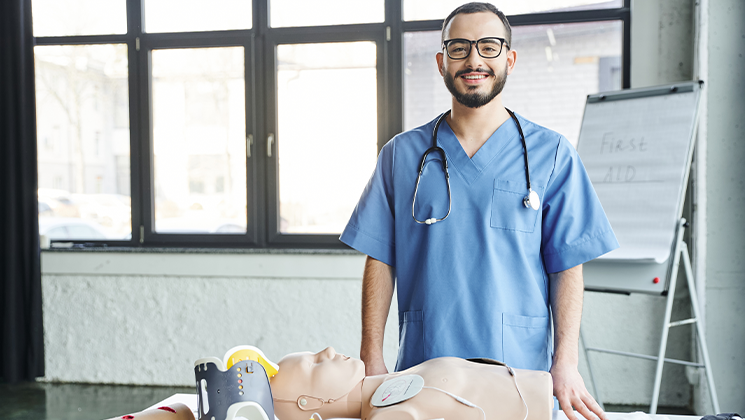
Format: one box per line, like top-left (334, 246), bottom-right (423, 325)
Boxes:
top-left (442, 37), bottom-right (510, 60)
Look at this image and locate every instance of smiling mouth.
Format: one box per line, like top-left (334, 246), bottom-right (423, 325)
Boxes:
top-left (462, 74), bottom-right (487, 80)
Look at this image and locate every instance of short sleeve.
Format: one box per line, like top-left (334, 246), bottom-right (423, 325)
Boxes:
top-left (541, 137), bottom-right (619, 273)
top-left (340, 140), bottom-right (397, 267)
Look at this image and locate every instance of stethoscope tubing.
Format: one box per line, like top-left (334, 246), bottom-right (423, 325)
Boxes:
top-left (412, 111), bottom-right (453, 225)
top-left (505, 108), bottom-right (532, 192)
top-left (412, 108), bottom-right (536, 225)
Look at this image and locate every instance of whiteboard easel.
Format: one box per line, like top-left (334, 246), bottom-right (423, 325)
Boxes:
top-left (575, 81), bottom-right (719, 413)
top-left (579, 81), bottom-right (703, 294)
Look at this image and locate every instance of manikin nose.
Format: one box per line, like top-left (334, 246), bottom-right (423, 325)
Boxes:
top-left (319, 347), bottom-right (336, 360)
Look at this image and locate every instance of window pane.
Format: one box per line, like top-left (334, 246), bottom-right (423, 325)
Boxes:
top-left (270, 0), bottom-right (383, 28)
top-left (151, 47), bottom-right (247, 234)
top-left (403, 32), bottom-right (452, 131)
top-left (32, 0), bottom-right (127, 37)
top-left (145, 0), bottom-right (252, 33)
top-left (404, 0), bottom-right (622, 21)
top-left (34, 44), bottom-right (131, 241)
top-left (277, 42), bottom-right (377, 234)
top-left (403, 21), bottom-right (623, 146)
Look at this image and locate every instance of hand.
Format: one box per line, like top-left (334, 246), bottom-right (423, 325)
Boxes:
top-left (362, 354), bottom-right (389, 376)
top-left (550, 361), bottom-right (607, 420)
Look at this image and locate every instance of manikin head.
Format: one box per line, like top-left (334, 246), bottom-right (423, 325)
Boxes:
top-left (436, 2), bottom-right (517, 109)
top-left (271, 347), bottom-right (366, 420)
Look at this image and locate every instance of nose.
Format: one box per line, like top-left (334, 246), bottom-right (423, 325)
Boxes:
top-left (319, 347), bottom-right (336, 361)
top-left (463, 44), bottom-right (485, 68)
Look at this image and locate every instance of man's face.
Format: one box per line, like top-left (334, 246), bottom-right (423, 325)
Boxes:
top-left (437, 12), bottom-right (516, 109)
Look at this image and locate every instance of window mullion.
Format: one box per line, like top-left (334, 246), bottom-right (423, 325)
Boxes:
top-left (385, 0), bottom-right (404, 144)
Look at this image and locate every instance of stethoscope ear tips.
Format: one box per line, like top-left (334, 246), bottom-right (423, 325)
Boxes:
top-left (424, 218), bottom-right (438, 225)
top-left (523, 190), bottom-right (540, 211)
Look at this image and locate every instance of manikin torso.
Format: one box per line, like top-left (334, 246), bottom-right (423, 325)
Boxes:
top-left (270, 348), bottom-right (552, 420)
top-left (360, 358), bottom-right (551, 420)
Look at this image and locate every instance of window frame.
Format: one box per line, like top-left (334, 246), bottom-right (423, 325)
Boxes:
top-left (33, 0), bottom-right (631, 250)
top-left (138, 34), bottom-right (260, 247)
top-left (263, 27), bottom-right (388, 248)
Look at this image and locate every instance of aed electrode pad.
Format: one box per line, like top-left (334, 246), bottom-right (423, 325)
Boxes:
top-left (371, 374), bottom-right (425, 407)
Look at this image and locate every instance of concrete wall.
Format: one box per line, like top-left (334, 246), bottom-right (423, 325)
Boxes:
top-left (696, 0), bottom-right (745, 414)
top-left (631, 0), bottom-right (695, 89)
top-left (38, 0), bottom-right (744, 413)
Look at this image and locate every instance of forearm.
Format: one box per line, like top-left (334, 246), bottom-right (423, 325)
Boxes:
top-left (360, 255), bottom-right (395, 364)
top-left (549, 264), bottom-right (584, 366)
top-left (549, 264), bottom-right (607, 420)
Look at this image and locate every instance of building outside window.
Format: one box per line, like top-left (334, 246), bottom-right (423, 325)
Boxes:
top-left (31, 0), bottom-right (629, 247)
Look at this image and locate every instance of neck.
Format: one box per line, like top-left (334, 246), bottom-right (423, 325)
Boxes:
top-left (360, 375), bottom-right (389, 418)
top-left (447, 95), bottom-right (511, 158)
top-left (340, 380), bottom-right (364, 416)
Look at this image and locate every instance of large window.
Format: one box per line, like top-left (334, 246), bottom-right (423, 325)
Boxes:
top-left (32, 0), bottom-right (630, 248)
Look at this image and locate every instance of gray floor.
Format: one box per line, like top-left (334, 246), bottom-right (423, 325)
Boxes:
top-left (0, 381), bottom-right (696, 420)
top-left (0, 382), bottom-right (193, 420)
top-left (603, 405), bottom-right (696, 416)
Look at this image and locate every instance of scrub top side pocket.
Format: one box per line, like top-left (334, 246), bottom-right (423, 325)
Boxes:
top-left (502, 313), bottom-right (551, 371)
top-left (490, 179), bottom-right (543, 233)
top-left (395, 310), bottom-right (424, 372)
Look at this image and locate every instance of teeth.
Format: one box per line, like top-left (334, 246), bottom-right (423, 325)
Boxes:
top-left (463, 75), bottom-right (486, 79)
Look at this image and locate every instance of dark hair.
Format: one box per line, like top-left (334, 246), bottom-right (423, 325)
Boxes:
top-left (441, 2), bottom-right (511, 47)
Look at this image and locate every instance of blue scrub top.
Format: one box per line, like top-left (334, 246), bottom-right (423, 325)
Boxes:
top-left (341, 113), bottom-right (619, 372)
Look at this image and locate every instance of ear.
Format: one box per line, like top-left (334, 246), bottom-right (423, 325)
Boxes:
top-left (505, 48), bottom-right (517, 75)
top-left (436, 51), bottom-right (445, 77)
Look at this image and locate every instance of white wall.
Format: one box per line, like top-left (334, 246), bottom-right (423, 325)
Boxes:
top-left (40, 251), bottom-right (400, 385)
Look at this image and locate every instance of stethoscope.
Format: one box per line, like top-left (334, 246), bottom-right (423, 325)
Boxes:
top-left (412, 108), bottom-right (540, 225)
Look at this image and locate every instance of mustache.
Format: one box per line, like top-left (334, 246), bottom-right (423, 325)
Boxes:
top-left (454, 68), bottom-right (495, 78)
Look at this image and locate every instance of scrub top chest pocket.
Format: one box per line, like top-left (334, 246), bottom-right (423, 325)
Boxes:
top-left (490, 179), bottom-right (543, 233)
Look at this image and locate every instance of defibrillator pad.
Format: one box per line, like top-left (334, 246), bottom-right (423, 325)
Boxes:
top-left (371, 374), bottom-right (425, 407)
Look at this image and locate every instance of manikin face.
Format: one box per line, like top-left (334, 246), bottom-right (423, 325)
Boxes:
top-left (436, 12), bottom-right (517, 108)
top-left (271, 347), bottom-right (365, 419)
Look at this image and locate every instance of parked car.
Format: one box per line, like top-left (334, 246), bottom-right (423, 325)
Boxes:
top-left (154, 217), bottom-right (247, 234)
top-left (38, 188), bottom-right (79, 218)
top-left (38, 201), bottom-right (54, 217)
top-left (39, 217), bottom-right (112, 241)
top-left (71, 193), bottom-right (131, 236)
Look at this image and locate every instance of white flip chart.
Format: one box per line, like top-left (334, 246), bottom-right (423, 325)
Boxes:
top-left (577, 82), bottom-right (701, 264)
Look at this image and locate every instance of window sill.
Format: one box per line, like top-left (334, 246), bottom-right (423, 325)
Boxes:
top-left (41, 247), bottom-right (366, 278)
top-left (42, 246), bottom-right (361, 255)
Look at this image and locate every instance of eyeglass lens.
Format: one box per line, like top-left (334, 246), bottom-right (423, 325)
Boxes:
top-left (446, 38), bottom-right (503, 59)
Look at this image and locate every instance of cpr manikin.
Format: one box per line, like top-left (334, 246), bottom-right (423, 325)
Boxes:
top-left (270, 347), bottom-right (553, 420)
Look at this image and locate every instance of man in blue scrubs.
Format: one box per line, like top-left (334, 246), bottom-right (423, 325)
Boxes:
top-left (340, 3), bottom-right (618, 420)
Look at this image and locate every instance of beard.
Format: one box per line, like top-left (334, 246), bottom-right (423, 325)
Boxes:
top-left (443, 64), bottom-right (507, 109)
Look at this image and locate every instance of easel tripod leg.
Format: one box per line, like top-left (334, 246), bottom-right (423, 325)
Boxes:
top-left (650, 241), bottom-right (683, 414)
top-left (681, 244), bottom-right (720, 413)
top-left (580, 327), bottom-right (604, 410)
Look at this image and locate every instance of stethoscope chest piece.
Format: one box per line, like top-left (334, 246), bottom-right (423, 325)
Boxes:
top-left (523, 189), bottom-right (540, 211)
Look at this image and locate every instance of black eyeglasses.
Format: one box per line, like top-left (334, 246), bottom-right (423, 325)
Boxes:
top-left (442, 37), bottom-right (509, 60)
